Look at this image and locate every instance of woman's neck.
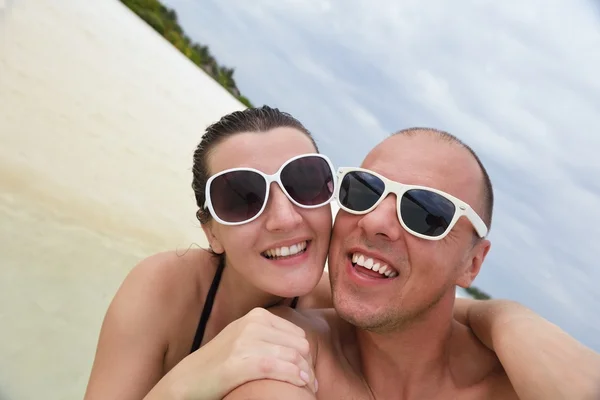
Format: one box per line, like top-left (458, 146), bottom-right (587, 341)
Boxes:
top-left (216, 257), bottom-right (287, 323)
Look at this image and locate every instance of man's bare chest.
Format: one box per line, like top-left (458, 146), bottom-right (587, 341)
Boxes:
top-left (313, 351), bottom-right (515, 400)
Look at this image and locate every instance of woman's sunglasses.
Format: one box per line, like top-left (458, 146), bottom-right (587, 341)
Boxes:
top-left (335, 167), bottom-right (488, 240)
top-left (204, 153), bottom-right (336, 225)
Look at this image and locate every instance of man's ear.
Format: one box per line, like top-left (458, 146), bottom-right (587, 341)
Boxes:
top-left (201, 221), bottom-right (225, 254)
top-left (456, 238), bottom-right (491, 288)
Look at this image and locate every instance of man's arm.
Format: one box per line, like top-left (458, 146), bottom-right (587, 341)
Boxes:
top-left (223, 380), bottom-right (316, 400)
top-left (458, 298), bottom-right (600, 400)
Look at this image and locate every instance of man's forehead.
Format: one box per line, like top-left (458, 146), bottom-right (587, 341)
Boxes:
top-left (361, 134), bottom-right (481, 197)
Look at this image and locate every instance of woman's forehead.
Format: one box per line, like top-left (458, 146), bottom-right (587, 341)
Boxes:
top-left (208, 128), bottom-right (317, 174)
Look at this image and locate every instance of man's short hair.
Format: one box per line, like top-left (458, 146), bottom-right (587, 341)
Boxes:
top-left (392, 127), bottom-right (494, 231)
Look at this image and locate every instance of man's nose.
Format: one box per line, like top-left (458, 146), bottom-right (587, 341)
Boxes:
top-left (357, 195), bottom-right (402, 241)
top-left (264, 183), bottom-right (303, 232)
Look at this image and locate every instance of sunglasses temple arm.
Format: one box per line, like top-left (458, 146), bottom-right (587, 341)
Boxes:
top-left (466, 208), bottom-right (488, 238)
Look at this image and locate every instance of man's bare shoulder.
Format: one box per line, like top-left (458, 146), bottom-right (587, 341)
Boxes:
top-left (447, 321), bottom-right (517, 398)
top-left (269, 307), bottom-right (340, 343)
top-left (223, 379), bottom-right (316, 400)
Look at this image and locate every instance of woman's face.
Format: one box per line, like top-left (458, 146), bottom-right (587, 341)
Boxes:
top-left (202, 127), bottom-right (333, 298)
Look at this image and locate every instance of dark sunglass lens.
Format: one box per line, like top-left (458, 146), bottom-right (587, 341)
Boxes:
top-left (401, 189), bottom-right (455, 237)
top-left (210, 171), bottom-right (266, 222)
top-left (339, 171), bottom-right (385, 211)
top-left (280, 156), bottom-right (334, 206)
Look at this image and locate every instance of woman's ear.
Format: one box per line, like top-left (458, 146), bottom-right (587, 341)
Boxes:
top-left (201, 221), bottom-right (225, 254)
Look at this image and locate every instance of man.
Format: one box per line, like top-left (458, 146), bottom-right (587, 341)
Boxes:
top-left (224, 128), bottom-right (600, 399)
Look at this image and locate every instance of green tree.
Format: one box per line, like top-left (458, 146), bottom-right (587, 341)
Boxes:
top-left (464, 286), bottom-right (492, 300)
top-left (120, 0), bottom-right (254, 107)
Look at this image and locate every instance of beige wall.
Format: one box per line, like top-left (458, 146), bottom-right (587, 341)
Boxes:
top-left (0, 0), bottom-right (245, 398)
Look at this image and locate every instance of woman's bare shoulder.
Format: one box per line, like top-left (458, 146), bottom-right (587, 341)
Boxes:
top-left (85, 247), bottom-right (214, 399)
top-left (116, 247), bottom-right (213, 309)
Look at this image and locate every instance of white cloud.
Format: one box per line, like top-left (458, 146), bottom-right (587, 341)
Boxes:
top-left (163, 0), bottom-right (600, 350)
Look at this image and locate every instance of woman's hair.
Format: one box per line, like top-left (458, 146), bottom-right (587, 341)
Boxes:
top-left (192, 105), bottom-right (319, 225)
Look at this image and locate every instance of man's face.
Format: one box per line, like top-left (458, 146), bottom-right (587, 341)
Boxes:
top-left (328, 134), bottom-right (491, 332)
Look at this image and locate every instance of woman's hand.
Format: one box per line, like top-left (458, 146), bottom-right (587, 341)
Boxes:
top-left (147, 307), bottom-right (318, 400)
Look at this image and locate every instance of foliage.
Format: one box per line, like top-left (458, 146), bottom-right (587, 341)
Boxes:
top-left (120, 0), bottom-right (254, 107)
top-left (464, 286), bottom-right (492, 300)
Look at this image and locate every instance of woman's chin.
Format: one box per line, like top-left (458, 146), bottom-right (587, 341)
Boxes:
top-left (263, 275), bottom-right (321, 300)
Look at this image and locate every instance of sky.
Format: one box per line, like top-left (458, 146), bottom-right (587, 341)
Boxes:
top-left (161, 0), bottom-right (600, 351)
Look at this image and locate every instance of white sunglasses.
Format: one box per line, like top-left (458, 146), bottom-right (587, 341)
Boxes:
top-left (204, 153), bottom-right (336, 225)
top-left (335, 167), bottom-right (488, 240)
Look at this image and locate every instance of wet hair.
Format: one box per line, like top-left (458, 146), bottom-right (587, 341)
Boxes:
top-left (192, 105), bottom-right (319, 226)
top-left (392, 127), bottom-right (494, 231)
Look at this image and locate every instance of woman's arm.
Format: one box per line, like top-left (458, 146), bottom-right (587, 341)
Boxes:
top-left (145, 307), bottom-right (318, 400)
top-left (85, 254), bottom-right (318, 400)
top-left (456, 298), bottom-right (600, 400)
top-left (84, 258), bottom-right (177, 400)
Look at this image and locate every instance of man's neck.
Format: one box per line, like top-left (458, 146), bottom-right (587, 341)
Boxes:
top-left (355, 293), bottom-right (457, 399)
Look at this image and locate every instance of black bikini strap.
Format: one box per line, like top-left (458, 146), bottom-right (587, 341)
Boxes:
top-left (290, 296), bottom-right (299, 309)
top-left (190, 255), bottom-right (225, 353)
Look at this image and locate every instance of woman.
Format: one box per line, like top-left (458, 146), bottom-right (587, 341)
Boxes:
top-left (85, 106), bottom-right (336, 400)
top-left (83, 106), bottom-right (517, 400)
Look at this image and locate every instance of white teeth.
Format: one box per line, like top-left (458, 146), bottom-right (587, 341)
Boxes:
top-left (358, 255), bottom-right (365, 266)
top-left (264, 241), bottom-right (307, 259)
top-left (351, 252), bottom-right (398, 278)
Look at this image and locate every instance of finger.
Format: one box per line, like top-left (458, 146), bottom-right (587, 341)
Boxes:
top-left (244, 308), bottom-right (306, 338)
top-left (239, 341), bottom-right (316, 391)
top-left (265, 312), bottom-right (307, 338)
top-left (258, 328), bottom-right (311, 358)
top-left (273, 345), bottom-right (311, 373)
top-left (280, 347), bottom-right (317, 393)
top-left (262, 344), bottom-right (317, 393)
top-left (247, 357), bottom-right (317, 394)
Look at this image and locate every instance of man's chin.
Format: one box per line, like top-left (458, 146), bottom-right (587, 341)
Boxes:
top-left (333, 295), bottom-right (391, 332)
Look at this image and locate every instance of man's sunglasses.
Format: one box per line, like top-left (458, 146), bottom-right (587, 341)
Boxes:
top-left (204, 153), bottom-right (336, 225)
top-left (335, 167), bottom-right (488, 240)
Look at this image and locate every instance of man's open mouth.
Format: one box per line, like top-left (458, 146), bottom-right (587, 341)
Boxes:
top-left (350, 252), bottom-right (398, 278)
